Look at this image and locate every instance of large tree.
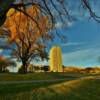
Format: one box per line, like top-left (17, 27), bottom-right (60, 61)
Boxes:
top-left (1, 6), bottom-right (51, 73)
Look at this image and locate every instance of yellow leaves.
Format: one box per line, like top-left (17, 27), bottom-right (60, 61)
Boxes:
top-left (5, 12), bottom-right (28, 39)
top-left (6, 8), bottom-right (15, 17)
top-left (5, 6), bottom-right (50, 34)
top-left (8, 29), bottom-right (18, 43)
top-left (28, 5), bottom-right (40, 18)
top-left (4, 5), bottom-right (51, 46)
top-left (10, 26), bottom-right (17, 34)
top-left (38, 16), bottom-right (49, 32)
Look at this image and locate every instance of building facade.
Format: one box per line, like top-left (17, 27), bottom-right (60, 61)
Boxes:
top-left (49, 46), bottom-right (63, 72)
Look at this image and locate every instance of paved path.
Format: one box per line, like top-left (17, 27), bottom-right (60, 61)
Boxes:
top-left (0, 77), bottom-right (80, 84)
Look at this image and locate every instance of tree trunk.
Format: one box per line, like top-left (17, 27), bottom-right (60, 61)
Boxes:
top-left (22, 62), bottom-right (27, 73)
top-left (20, 59), bottom-right (28, 73)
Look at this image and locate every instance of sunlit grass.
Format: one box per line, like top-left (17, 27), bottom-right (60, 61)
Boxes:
top-left (0, 72), bottom-right (100, 100)
top-left (0, 77), bottom-right (100, 100)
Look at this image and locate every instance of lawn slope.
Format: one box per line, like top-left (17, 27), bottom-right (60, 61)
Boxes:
top-left (0, 77), bottom-right (100, 100)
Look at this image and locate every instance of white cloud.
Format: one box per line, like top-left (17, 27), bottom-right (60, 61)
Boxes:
top-left (61, 42), bottom-right (86, 47)
top-left (0, 49), bottom-right (3, 53)
top-left (62, 47), bottom-right (100, 66)
top-left (55, 21), bottom-right (74, 29)
top-left (55, 22), bottom-right (63, 28)
top-left (67, 21), bottom-right (73, 27)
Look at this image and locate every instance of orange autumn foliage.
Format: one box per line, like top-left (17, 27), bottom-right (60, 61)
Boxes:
top-left (4, 5), bottom-right (51, 44)
top-left (2, 5), bottom-right (51, 66)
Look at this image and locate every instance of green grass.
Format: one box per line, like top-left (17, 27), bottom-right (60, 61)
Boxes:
top-left (0, 77), bottom-right (100, 100)
top-left (0, 81), bottom-right (65, 97)
top-left (0, 72), bottom-right (100, 81)
top-left (0, 72), bottom-right (100, 100)
top-left (0, 72), bottom-right (78, 81)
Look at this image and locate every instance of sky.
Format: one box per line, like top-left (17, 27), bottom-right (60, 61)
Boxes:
top-left (60, 19), bottom-right (100, 67)
top-left (0, 0), bottom-right (100, 70)
top-left (48, 0), bottom-right (100, 67)
top-left (34, 18), bottom-right (100, 68)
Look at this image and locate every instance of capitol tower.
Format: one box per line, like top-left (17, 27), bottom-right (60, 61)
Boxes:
top-left (49, 46), bottom-right (63, 72)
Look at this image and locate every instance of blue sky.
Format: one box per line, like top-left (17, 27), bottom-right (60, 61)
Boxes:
top-left (58, 18), bottom-right (100, 67)
top-left (0, 0), bottom-right (100, 68)
top-left (12, 0), bottom-right (100, 67)
top-left (37, 18), bottom-right (100, 67)
top-left (44, 0), bottom-right (100, 67)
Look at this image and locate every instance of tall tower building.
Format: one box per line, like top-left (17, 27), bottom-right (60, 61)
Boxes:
top-left (49, 46), bottom-right (63, 72)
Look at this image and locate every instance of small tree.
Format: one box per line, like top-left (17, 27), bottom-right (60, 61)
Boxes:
top-left (42, 65), bottom-right (49, 72)
top-left (0, 56), bottom-right (16, 72)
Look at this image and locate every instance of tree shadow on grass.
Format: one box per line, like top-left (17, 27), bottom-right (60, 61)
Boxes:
top-left (0, 80), bottom-right (67, 96)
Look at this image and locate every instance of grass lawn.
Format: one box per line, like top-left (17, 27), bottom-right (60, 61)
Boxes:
top-left (0, 72), bottom-right (80, 81)
top-left (0, 72), bottom-right (100, 81)
top-left (0, 72), bottom-right (100, 100)
top-left (0, 77), bottom-right (100, 100)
